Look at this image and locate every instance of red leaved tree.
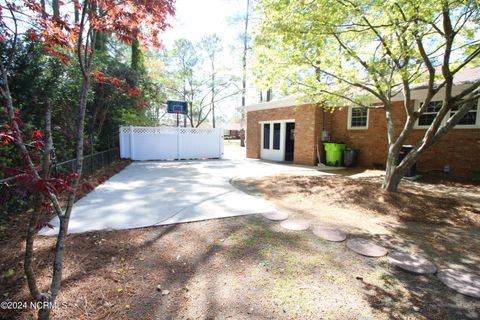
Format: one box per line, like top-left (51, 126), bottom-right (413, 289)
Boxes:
top-left (0, 1), bottom-right (174, 319)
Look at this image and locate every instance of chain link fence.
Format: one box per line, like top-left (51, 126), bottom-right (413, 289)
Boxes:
top-left (0, 147), bottom-right (120, 215)
top-left (54, 147), bottom-right (120, 176)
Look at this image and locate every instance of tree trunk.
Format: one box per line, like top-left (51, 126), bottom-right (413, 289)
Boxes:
top-left (73, 0), bottom-right (79, 22)
top-left (211, 55), bottom-right (216, 128)
top-left (383, 143), bottom-right (401, 191)
top-left (52, 0), bottom-right (60, 19)
top-left (24, 102), bottom-right (55, 304)
top-left (383, 169), bottom-right (404, 192)
top-left (212, 103), bottom-right (215, 128)
top-left (24, 197), bottom-right (42, 301)
top-left (240, 0), bottom-right (250, 148)
top-left (38, 77), bottom-right (90, 320)
top-left (383, 147), bottom-right (419, 192)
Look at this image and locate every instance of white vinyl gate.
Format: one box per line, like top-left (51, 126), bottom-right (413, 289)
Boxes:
top-left (119, 126), bottom-right (224, 161)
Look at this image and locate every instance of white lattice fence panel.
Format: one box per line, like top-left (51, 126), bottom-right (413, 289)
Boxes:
top-left (179, 128), bottom-right (223, 159)
top-left (132, 127), bottom-right (178, 135)
top-left (119, 126), bottom-right (131, 158)
top-left (179, 128), bottom-right (216, 135)
top-left (119, 126), bottom-right (224, 160)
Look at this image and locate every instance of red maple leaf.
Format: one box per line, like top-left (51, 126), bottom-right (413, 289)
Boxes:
top-left (31, 130), bottom-right (43, 139)
top-left (26, 29), bottom-right (38, 41)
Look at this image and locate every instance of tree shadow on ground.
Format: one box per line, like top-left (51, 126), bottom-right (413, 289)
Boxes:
top-left (346, 225), bottom-right (480, 320)
top-left (230, 173), bottom-right (480, 318)
top-left (1, 224), bottom-right (182, 320)
top-left (248, 175), bottom-right (480, 227)
top-left (3, 210), bottom-right (479, 319)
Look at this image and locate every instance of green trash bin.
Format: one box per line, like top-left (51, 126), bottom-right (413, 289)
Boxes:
top-left (323, 143), bottom-right (346, 166)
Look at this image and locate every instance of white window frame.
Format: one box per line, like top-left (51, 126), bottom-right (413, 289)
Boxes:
top-left (414, 99), bottom-right (480, 129)
top-left (347, 106), bottom-right (369, 130)
top-left (414, 100), bottom-right (443, 129)
top-left (448, 99), bottom-right (480, 129)
top-left (258, 119), bottom-right (295, 162)
top-left (259, 119), bottom-right (295, 150)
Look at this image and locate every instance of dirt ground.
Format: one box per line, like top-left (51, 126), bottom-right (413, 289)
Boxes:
top-left (233, 170), bottom-right (480, 227)
top-left (1, 167), bottom-right (480, 319)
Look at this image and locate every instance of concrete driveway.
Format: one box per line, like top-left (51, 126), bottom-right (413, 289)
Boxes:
top-left (40, 159), bottom-right (323, 235)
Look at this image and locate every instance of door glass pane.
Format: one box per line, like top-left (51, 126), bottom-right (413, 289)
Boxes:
top-left (263, 123), bottom-right (270, 149)
top-left (273, 123), bottom-right (281, 150)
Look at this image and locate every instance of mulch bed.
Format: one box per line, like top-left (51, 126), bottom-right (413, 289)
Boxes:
top-left (250, 174), bottom-right (480, 227)
top-left (1, 167), bottom-right (479, 319)
top-left (0, 159), bottom-right (131, 319)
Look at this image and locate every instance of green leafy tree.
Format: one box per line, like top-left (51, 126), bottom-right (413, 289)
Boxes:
top-left (131, 38), bottom-right (147, 75)
top-left (161, 38), bottom-right (239, 127)
top-left (254, 0), bottom-right (480, 191)
top-left (1, 2), bottom-right (174, 319)
top-left (199, 33), bottom-right (223, 128)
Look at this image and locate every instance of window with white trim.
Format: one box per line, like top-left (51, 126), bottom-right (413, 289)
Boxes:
top-left (348, 106), bottom-right (368, 129)
top-left (417, 101), bottom-right (443, 127)
top-left (416, 99), bottom-right (480, 128)
top-left (449, 99), bottom-right (479, 127)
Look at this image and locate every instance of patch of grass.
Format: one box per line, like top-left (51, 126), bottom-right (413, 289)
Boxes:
top-left (243, 226), bottom-right (275, 246)
top-left (226, 231), bottom-right (238, 242)
top-left (234, 224), bottom-right (350, 315)
top-left (222, 220), bottom-right (380, 316)
top-left (223, 218), bottom-right (303, 258)
top-left (267, 277), bottom-right (321, 316)
top-left (363, 262), bottom-right (390, 286)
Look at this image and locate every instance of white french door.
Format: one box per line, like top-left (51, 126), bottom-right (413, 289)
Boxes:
top-left (260, 120), bottom-right (293, 162)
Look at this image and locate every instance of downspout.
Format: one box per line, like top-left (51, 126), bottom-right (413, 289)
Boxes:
top-left (322, 110), bottom-right (327, 130)
top-left (317, 110), bottom-right (329, 165)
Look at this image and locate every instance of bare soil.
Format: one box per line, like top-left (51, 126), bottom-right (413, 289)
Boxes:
top-left (1, 167), bottom-right (480, 319)
top-left (0, 160), bottom-right (131, 318)
top-left (234, 173), bottom-right (480, 227)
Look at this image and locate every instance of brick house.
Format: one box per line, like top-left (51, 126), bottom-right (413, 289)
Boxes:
top-left (245, 69), bottom-right (480, 176)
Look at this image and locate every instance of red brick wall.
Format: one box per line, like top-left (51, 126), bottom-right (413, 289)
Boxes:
top-left (246, 105), bottom-right (320, 165)
top-left (247, 101), bottom-right (480, 175)
top-left (326, 101), bottom-right (480, 175)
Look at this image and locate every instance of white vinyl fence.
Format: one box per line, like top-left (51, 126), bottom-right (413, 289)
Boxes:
top-left (119, 126), bottom-right (224, 161)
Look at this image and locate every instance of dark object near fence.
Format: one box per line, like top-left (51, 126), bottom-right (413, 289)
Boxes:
top-left (224, 129), bottom-right (241, 140)
top-left (0, 148), bottom-right (119, 215)
top-left (397, 145), bottom-right (417, 177)
top-left (343, 149), bottom-right (358, 167)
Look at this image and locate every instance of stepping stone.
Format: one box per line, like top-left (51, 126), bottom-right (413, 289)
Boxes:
top-left (346, 238), bottom-right (388, 257)
top-left (388, 251), bottom-right (437, 274)
top-left (312, 226), bottom-right (347, 242)
top-left (280, 219), bottom-right (310, 231)
top-left (437, 268), bottom-right (480, 299)
top-left (262, 211), bottom-right (289, 221)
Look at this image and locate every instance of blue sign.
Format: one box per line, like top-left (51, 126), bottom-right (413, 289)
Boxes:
top-left (167, 100), bottom-right (188, 114)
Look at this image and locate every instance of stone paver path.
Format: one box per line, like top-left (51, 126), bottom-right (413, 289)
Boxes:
top-left (312, 226), bottom-right (347, 242)
top-left (437, 268), bottom-right (480, 299)
top-left (280, 219), bottom-right (310, 231)
top-left (262, 211), bottom-right (289, 221)
top-left (388, 251), bottom-right (437, 274)
top-left (346, 238), bottom-right (388, 257)
top-left (275, 213), bottom-right (480, 299)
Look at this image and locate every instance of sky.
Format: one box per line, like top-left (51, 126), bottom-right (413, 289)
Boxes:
top-left (158, 0), bottom-right (258, 124)
top-left (162, 0), bottom-right (245, 48)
